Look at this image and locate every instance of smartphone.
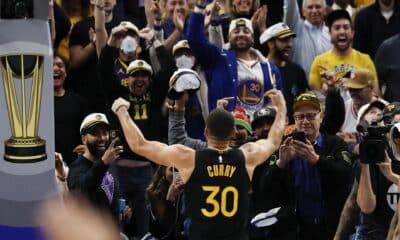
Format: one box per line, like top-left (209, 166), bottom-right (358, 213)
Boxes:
top-left (292, 131), bottom-right (307, 143)
top-left (172, 167), bottom-right (180, 182)
top-left (110, 130), bottom-right (122, 146)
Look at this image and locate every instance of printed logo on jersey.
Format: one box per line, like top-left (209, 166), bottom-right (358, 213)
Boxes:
top-left (387, 183), bottom-right (399, 211)
top-left (127, 94), bottom-right (151, 120)
top-left (238, 80), bottom-right (262, 106)
top-left (332, 64), bottom-right (355, 80)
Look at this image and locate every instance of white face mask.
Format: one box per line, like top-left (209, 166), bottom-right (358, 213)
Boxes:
top-left (120, 36), bottom-right (137, 56)
top-left (175, 55), bottom-right (195, 69)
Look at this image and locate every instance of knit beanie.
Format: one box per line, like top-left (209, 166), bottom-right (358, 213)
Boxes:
top-left (233, 107), bottom-right (253, 134)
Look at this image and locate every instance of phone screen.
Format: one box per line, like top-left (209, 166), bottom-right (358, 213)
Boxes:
top-left (293, 131), bottom-right (306, 143)
top-left (110, 130), bottom-right (122, 146)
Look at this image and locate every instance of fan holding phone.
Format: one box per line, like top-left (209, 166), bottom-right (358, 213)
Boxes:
top-left (274, 92), bottom-right (352, 240)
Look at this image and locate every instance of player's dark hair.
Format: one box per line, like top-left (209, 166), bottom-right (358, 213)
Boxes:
top-left (206, 108), bottom-right (234, 141)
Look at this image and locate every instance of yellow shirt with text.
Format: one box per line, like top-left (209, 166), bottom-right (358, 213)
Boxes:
top-left (309, 49), bottom-right (378, 89)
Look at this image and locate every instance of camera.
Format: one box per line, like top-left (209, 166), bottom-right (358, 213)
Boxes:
top-left (292, 131), bottom-right (307, 143)
top-left (357, 120), bottom-right (392, 164)
top-left (1, 0), bottom-right (33, 19)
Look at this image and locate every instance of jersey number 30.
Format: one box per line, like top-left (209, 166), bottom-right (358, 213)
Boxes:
top-left (201, 186), bottom-right (238, 218)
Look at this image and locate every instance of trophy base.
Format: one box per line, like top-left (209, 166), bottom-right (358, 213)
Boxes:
top-left (4, 138), bottom-right (47, 163)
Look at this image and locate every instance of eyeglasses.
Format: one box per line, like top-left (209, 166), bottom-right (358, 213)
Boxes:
top-left (293, 112), bottom-right (320, 121)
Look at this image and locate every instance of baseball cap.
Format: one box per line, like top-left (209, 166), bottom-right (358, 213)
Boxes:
top-left (252, 106), bottom-right (276, 129)
top-left (229, 18), bottom-right (254, 35)
top-left (233, 107), bottom-right (252, 134)
top-left (343, 68), bottom-right (375, 89)
top-left (292, 92), bottom-right (321, 112)
top-left (326, 9), bottom-right (352, 30)
top-left (357, 100), bottom-right (386, 122)
top-left (80, 113), bottom-right (110, 135)
top-left (383, 102), bottom-right (400, 121)
top-left (172, 40), bottom-right (191, 56)
top-left (118, 21), bottom-right (139, 35)
top-left (127, 60), bottom-right (153, 75)
top-left (259, 22), bottom-right (296, 44)
top-left (168, 69), bottom-right (201, 100)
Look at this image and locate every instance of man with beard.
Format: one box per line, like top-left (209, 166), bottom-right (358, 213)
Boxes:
top-left (260, 22), bottom-right (309, 123)
top-left (353, 0), bottom-right (400, 59)
top-left (67, 113), bottom-right (123, 219)
top-left (309, 10), bottom-right (380, 97)
top-left (187, 2), bottom-right (283, 117)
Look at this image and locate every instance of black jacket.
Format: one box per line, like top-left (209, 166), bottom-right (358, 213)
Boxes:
top-left (257, 132), bottom-right (353, 240)
top-left (353, 0), bottom-right (400, 58)
top-left (67, 155), bottom-right (120, 220)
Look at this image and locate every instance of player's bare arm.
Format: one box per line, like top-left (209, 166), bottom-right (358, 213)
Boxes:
top-left (112, 97), bottom-right (195, 181)
top-left (240, 89), bottom-right (287, 178)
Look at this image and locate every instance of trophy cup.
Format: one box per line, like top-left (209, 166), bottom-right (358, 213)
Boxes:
top-left (1, 54), bottom-right (46, 162)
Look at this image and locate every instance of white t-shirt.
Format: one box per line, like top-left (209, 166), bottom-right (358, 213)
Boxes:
top-left (236, 58), bottom-right (264, 118)
top-left (341, 98), bottom-right (358, 133)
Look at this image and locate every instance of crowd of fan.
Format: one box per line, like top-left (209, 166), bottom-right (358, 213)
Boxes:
top-left (49, 0), bottom-right (400, 239)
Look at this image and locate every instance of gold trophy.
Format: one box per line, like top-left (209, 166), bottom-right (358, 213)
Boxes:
top-left (1, 54), bottom-right (46, 162)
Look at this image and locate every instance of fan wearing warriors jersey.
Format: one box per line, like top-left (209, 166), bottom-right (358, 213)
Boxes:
top-left (112, 89), bottom-right (286, 240)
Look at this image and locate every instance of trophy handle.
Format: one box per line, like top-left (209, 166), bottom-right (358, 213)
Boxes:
top-left (27, 56), bottom-right (43, 137)
top-left (1, 57), bottom-right (22, 137)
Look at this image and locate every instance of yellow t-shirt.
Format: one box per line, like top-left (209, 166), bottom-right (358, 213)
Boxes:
top-left (354, 0), bottom-right (375, 7)
top-left (309, 49), bottom-right (378, 88)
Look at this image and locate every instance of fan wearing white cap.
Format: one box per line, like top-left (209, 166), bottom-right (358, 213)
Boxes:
top-left (98, 54), bottom-right (172, 239)
top-left (124, 60), bottom-right (153, 96)
top-left (260, 22), bottom-right (309, 123)
top-left (187, 1), bottom-right (283, 115)
top-left (108, 21), bottom-right (141, 64)
top-left (173, 40), bottom-right (196, 69)
top-left (171, 40), bottom-right (210, 136)
top-left (95, 18), bottom-right (148, 92)
top-left (67, 113), bottom-right (124, 220)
